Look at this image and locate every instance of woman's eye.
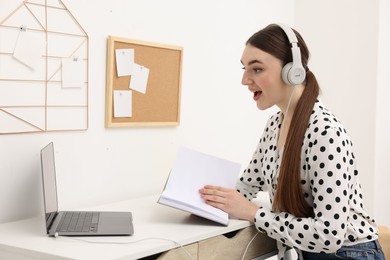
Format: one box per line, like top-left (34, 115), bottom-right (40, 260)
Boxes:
top-left (241, 66), bottom-right (262, 73)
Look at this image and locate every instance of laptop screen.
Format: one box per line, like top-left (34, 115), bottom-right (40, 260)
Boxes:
top-left (40, 142), bottom-right (59, 232)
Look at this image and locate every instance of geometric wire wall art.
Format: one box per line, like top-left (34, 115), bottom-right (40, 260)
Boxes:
top-left (0, 0), bottom-right (88, 134)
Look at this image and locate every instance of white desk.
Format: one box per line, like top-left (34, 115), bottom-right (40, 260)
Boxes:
top-left (0, 195), bottom-right (276, 260)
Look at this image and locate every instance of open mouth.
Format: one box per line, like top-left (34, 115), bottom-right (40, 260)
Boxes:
top-left (253, 91), bottom-right (262, 101)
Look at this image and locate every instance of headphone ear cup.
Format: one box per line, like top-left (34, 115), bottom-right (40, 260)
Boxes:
top-left (282, 62), bottom-right (293, 86)
top-left (282, 62), bottom-right (306, 86)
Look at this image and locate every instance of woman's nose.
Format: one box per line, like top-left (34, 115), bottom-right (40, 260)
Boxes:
top-left (241, 71), bottom-right (252, 86)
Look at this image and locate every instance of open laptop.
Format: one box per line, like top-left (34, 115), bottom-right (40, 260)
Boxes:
top-left (40, 142), bottom-right (134, 237)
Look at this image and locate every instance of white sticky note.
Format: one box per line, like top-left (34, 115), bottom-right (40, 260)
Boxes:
top-left (13, 30), bottom-right (44, 69)
top-left (115, 49), bottom-right (134, 77)
top-left (129, 64), bottom-right (149, 94)
top-left (62, 58), bottom-right (84, 88)
top-left (113, 90), bottom-right (132, 118)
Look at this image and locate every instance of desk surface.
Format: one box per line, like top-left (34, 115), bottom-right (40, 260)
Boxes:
top-left (0, 195), bottom-right (252, 260)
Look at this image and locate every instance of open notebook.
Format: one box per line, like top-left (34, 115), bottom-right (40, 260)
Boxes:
top-left (158, 147), bottom-right (241, 225)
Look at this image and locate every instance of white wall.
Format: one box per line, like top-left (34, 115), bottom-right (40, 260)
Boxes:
top-left (374, 0), bottom-right (390, 227)
top-left (0, 0), bottom-right (294, 223)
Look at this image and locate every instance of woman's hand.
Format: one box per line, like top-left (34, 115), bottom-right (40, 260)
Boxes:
top-left (199, 185), bottom-right (259, 222)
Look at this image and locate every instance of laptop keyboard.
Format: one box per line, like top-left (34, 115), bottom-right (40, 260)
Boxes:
top-left (58, 212), bottom-right (100, 233)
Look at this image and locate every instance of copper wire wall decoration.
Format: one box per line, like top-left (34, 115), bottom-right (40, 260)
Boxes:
top-left (0, 0), bottom-right (89, 134)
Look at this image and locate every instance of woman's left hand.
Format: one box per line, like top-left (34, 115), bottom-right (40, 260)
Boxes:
top-left (199, 185), bottom-right (259, 222)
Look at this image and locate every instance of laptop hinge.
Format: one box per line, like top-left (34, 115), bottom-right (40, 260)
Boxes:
top-left (46, 211), bottom-right (58, 234)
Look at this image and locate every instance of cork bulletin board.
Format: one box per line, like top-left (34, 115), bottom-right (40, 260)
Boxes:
top-left (105, 36), bottom-right (183, 127)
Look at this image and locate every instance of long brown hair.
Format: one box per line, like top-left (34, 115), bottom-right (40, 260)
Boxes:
top-left (246, 24), bottom-right (319, 218)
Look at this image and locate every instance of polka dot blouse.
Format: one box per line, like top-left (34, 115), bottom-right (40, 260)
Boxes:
top-left (235, 100), bottom-right (378, 259)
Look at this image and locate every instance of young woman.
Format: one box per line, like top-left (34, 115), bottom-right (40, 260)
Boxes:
top-left (199, 24), bottom-right (385, 259)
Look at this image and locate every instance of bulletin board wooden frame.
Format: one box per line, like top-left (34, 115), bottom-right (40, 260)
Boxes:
top-left (105, 36), bottom-right (183, 127)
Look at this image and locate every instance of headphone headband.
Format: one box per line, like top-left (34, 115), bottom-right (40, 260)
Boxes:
top-left (275, 23), bottom-right (306, 86)
top-left (275, 23), bottom-right (299, 44)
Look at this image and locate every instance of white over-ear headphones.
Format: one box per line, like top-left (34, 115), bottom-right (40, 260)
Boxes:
top-left (275, 23), bottom-right (306, 86)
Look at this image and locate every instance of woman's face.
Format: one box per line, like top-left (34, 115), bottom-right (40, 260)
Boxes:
top-left (241, 44), bottom-right (290, 111)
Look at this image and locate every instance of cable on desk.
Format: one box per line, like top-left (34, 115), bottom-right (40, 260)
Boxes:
top-left (55, 236), bottom-right (196, 260)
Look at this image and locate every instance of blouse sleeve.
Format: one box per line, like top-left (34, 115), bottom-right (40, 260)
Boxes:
top-left (235, 141), bottom-right (267, 201)
top-left (252, 125), bottom-right (355, 253)
top-left (235, 118), bottom-right (275, 201)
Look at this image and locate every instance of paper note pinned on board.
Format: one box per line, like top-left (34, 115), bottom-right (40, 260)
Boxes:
top-left (113, 90), bottom-right (132, 118)
top-left (13, 29), bottom-right (44, 69)
top-left (62, 57), bottom-right (84, 88)
top-left (115, 48), bottom-right (134, 77)
top-left (129, 64), bottom-right (149, 94)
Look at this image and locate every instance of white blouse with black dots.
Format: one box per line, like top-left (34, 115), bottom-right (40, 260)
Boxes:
top-left (235, 100), bottom-right (378, 259)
